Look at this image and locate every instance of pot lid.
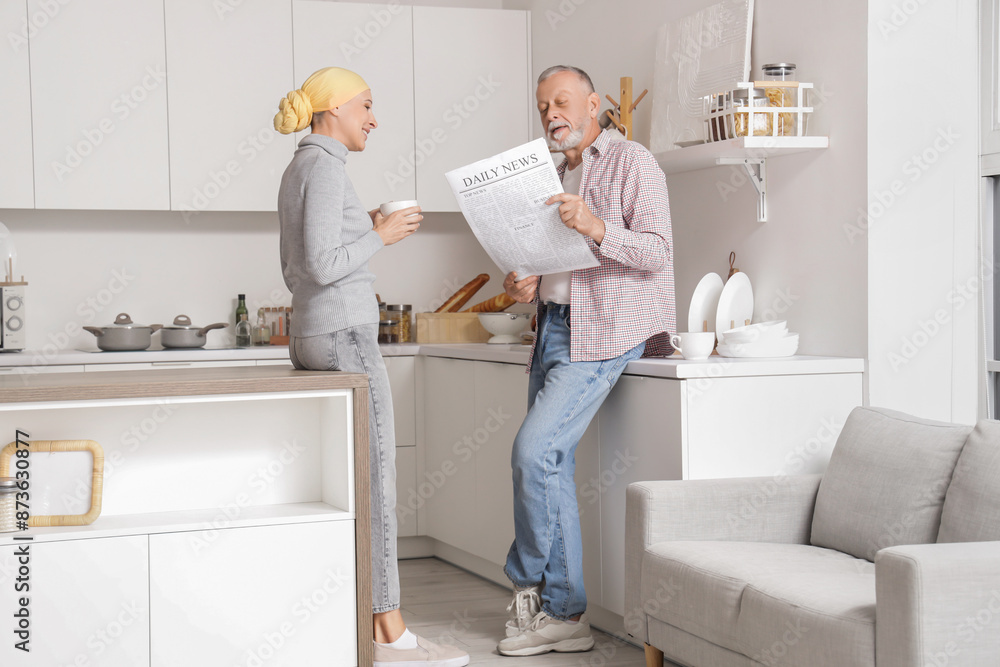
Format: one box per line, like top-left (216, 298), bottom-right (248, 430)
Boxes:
top-left (0, 477), bottom-right (18, 492)
top-left (164, 314), bottom-right (200, 330)
top-left (106, 313), bottom-right (156, 329)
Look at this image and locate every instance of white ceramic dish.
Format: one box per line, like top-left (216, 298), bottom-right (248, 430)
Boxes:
top-left (717, 333), bottom-right (799, 358)
top-left (688, 272), bottom-right (724, 333)
top-left (715, 272), bottom-right (754, 335)
top-left (719, 320), bottom-right (787, 345)
top-left (477, 312), bottom-right (531, 344)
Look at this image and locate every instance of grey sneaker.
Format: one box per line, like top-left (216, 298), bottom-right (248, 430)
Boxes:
top-left (373, 634), bottom-right (470, 667)
top-left (497, 611), bottom-right (595, 656)
top-left (505, 584), bottom-right (542, 638)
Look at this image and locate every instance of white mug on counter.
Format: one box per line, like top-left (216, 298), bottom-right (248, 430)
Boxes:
top-left (670, 331), bottom-right (716, 360)
top-left (379, 200), bottom-right (420, 217)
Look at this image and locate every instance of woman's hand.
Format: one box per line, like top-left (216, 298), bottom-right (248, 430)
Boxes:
top-left (503, 271), bottom-right (538, 304)
top-left (373, 206), bottom-right (422, 246)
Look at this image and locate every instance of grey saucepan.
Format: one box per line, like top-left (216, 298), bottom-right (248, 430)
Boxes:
top-left (160, 315), bottom-right (228, 349)
top-left (83, 313), bottom-right (163, 351)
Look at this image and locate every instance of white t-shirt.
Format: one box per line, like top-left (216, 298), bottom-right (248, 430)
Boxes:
top-left (538, 162), bottom-right (583, 305)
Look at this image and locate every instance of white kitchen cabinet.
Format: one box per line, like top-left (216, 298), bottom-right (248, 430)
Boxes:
top-left (384, 355), bottom-right (416, 448)
top-left (293, 1), bottom-right (416, 207)
top-left (28, 0), bottom-right (170, 210)
top-left (470, 360), bottom-right (527, 565)
top-left (395, 445), bottom-right (417, 537)
top-left (422, 356), bottom-right (478, 553)
top-left (983, 0), bottom-right (1000, 157)
top-left (412, 6), bottom-right (531, 211)
top-left (0, 536), bottom-right (150, 666)
top-left (164, 0), bottom-right (295, 214)
top-left (149, 522), bottom-right (356, 667)
top-left (0, 0), bottom-right (34, 208)
top-left (596, 375), bottom-right (684, 617)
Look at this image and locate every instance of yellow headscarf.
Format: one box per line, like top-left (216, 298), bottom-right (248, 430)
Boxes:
top-left (274, 67), bottom-right (370, 134)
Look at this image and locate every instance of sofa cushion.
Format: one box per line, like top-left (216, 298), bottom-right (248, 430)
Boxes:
top-left (810, 406), bottom-right (970, 561)
top-left (938, 419), bottom-right (1000, 543)
top-left (640, 540), bottom-right (872, 662)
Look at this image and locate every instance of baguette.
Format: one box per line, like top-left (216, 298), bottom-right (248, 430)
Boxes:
top-left (463, 293), bottom-right (516, 313)
top-left (435, 273), bottom-right (490, 312)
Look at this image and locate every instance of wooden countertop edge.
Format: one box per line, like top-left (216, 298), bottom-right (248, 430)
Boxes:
top-left (0, 366), bottom-right (370, 404)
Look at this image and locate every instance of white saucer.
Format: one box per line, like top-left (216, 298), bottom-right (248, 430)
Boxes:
top-left (715, 272), bottom-right (754, 335)
top-left (688, 273), bottom-right (724, 333)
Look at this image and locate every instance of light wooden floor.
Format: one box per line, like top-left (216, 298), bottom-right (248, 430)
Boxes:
top-left (398, 557), bottom-right (648, 665)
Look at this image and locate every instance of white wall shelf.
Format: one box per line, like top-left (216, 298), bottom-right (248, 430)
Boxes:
top-left (654, 136), bottom-right (830, 222)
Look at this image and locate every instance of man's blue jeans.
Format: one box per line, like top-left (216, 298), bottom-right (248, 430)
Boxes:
top-left (504, 303), bottom-right (646, 620)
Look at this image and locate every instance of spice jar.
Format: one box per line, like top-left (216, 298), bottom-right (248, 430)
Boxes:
top-left (0, 477), bottom-right (18, 533)
top-left (378, 319), bottom-right (400, 344)
top-left (732, 88), bottom-right (771, 137)
top-left (386, 304), bottom-right (413, 343)
top-left (762, 63), bottom-right (797, 136)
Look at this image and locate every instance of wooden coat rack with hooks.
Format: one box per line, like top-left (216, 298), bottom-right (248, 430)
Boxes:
top-left (601, 76), bottom-right (648, 141)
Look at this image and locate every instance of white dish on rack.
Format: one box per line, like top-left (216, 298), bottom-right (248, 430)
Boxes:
top-left (718, 320), bottom-right (786, 345)
top-left (715, 271), bottom-right (754, 335)
top-left (688, 273), bottom-right (724, 332)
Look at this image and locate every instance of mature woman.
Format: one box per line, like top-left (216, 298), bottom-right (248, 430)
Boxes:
top-left (275, 68), bottom-right (468, 667)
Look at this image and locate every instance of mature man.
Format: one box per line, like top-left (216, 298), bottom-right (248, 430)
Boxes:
top-left (497, 65), bottom-right (675, 656)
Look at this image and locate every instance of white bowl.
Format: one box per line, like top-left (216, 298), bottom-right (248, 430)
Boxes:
top-left (718, 320), bottom-right (787, 345)
top-left (717, 333), bottom-right (799, 358)
top-left (477, 312), bottom-right (531, 344)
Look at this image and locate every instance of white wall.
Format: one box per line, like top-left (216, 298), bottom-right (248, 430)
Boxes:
top-left (505, 0), bottom-right (869, 362)
top-left (866, 0), bottom-right (980, 423)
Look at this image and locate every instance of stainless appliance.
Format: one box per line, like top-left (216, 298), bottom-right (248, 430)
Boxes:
top-left (0, 284), bottom-right (25, 352)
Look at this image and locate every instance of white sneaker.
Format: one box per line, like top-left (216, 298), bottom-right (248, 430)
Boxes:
top-left (505, 584), bottom-right (542, 638)
top-left (497, 611), bottom-right (595, 656)
top-left (373, 633), bottom-right (469, 667)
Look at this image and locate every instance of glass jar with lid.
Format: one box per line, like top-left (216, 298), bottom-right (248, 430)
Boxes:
top-left (0, 477), bottom-right (18, 533)
top-left (378, 319), bottom-right (400, 344)
top-left (761, 63), bottom-right (797, 136)
top-left (386, 304), bottom-right (413, 343)
top-left (732, 88), bottom-right (771, 137)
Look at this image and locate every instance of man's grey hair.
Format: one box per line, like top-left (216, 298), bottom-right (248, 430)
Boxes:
top-left (537, 65), bottom-right (595, 94)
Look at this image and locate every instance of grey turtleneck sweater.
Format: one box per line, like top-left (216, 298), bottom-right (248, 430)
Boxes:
top-left (278, 134), bottom-right (384, 337)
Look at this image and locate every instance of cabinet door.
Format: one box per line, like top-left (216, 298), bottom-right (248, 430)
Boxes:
top-left (471, 360), bottom-right (527, 566)
top-left (29, 0), bottom-right (170, 210)
top-left (165, 0), bottom-right (295, 213)
top-left (149, 521), bottom-right (356, 667)
top-left (983, 0), bottom-right (1000, 156)
top-left (0, 536), bottom-right (150, 666)
top-left (0, 0), bottom-right (33, 208)
top-left (597, 375), bottom-right (684, 616)
top-left (412, 7), bottom-right (530, 211)
top-left (293, 1), bottom-right (416, 206)
top-left (384, 355), bottom-right (416, 447)
top-left (422, 357), bottom-right (477, 552)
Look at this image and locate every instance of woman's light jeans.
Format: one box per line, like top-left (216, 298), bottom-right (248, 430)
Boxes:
top-left (504, 303), bottom-right (645, 620)
top-left (290, 324), bottom-right (400, 614)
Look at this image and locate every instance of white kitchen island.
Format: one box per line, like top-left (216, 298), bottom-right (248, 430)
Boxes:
top-left (0, 367), bottom-right (374, 667)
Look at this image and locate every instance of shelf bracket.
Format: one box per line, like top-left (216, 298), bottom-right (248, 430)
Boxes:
top-left (717, 157), bottom-right (767, 222)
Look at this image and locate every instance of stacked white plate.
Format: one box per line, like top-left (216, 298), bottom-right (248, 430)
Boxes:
top-left (716, 321), bottom-right (799, 358)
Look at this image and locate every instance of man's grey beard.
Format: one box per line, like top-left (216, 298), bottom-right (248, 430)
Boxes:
top-left (545, 121), bottom-right (585, 152)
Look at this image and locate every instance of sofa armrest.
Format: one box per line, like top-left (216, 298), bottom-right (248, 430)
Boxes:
top-left (876, 541), bottom-right (1000, 667)
top-left (623, 475), bottom-right (821, 642)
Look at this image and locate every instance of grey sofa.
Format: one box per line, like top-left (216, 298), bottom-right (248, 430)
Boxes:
top-left (624, 406), bottom-right (1000, 667)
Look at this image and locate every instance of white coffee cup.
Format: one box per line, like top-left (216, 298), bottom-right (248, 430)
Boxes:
top-left (670, 331), bottom-right (716, 360)
top-left (380, 200), bottom-right (420, 217)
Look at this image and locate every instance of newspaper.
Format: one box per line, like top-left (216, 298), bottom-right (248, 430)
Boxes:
top-left (445, 138), bottom-right (600, 278)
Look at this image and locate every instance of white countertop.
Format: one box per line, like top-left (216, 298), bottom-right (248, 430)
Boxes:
top-left (0, 342), bottom-right (863, 379)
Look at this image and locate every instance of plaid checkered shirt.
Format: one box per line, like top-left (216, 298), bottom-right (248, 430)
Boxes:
top-left (532, 129), bottom-right (675, 365)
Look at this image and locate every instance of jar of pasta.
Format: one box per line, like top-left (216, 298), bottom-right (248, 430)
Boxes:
top-left (386, 304), bottom-right (413, 343)
top-left (762, 63), bottom-right (797, 136)
top-left (732, 88), bottom-right (771, 137)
